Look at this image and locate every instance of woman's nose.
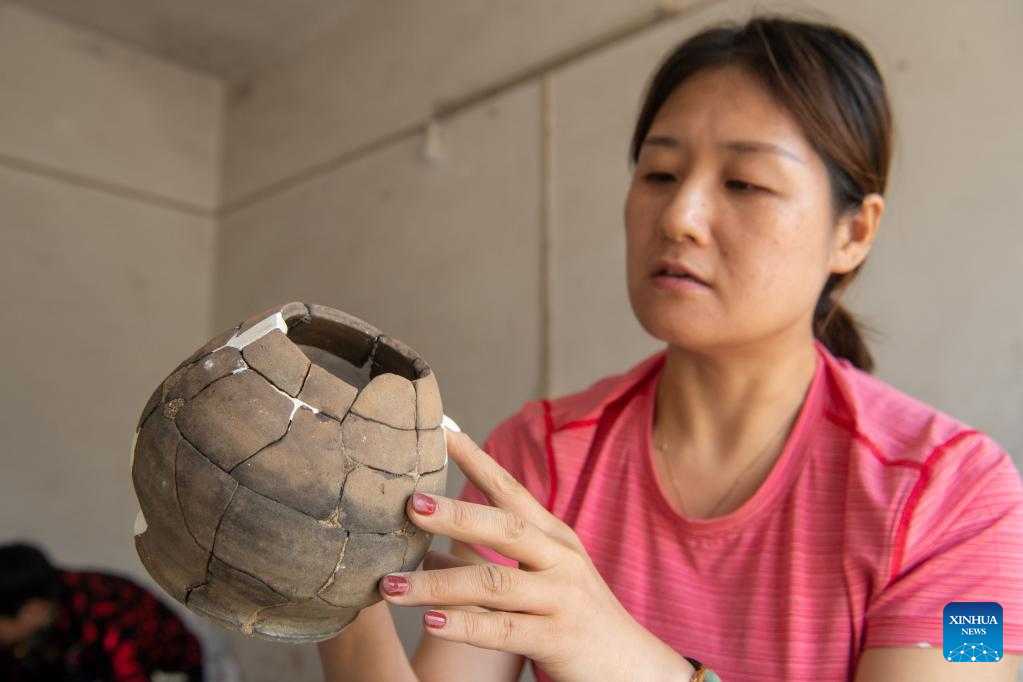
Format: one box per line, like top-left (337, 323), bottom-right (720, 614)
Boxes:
top-left (658, 184), bottom-right (711, 245)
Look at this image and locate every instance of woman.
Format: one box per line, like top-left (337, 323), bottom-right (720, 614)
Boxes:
top-left (318, 14), bottom-right (1023, 681)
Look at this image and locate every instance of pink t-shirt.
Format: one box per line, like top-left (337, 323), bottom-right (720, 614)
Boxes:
top-left (457, 339), bottom-right (1023, 681)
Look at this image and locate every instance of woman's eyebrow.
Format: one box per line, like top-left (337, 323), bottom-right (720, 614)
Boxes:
top-left (642, 135), bottom-right (805, 165)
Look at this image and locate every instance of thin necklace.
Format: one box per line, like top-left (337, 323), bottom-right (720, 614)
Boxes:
top-left (654, 417), bottom-right (791, 519)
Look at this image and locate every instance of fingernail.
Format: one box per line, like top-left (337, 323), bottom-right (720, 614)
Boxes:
top-left (412, 493), bottom-right (437, 515)
top-left (381, 575), bottom-right (409, 596)
top-left (424, 610), bottom-right (447, 629)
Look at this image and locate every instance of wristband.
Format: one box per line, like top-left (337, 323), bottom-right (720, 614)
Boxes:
top-left (684, 655), bottom-right (722, 682)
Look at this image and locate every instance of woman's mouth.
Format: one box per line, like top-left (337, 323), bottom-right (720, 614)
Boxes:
top-left (651, 269), bottom-right (710, 292)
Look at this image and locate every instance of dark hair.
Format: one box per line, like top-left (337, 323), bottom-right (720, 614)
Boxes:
top-left (0, 543), bottom-right (59, 617)
top-left (630, 13), bottom-right (892, 372)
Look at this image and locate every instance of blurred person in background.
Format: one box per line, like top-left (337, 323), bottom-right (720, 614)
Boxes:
top-left (0, 541), bottom-right (204, 681)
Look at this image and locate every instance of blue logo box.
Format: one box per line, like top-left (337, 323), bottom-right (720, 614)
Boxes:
top-left (943, 602), bottom-right (1003, 662)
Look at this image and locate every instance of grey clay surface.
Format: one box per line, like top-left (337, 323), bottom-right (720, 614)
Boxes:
top-left (131, 301), bottom-right (447, 643)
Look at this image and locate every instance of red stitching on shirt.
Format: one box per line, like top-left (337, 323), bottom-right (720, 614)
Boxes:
top-left (888, 429), bottom-right (979, 579)
top-left (824, 409), bottom-right (924, 470)
top-left (823, 409), bottom-right (981, 581)
top-left (558, 360), bottom-right (666, 528)
top-left (542, 399), bottom-right (558, 512)
top-left (558, 418), bottom-right (599, 431)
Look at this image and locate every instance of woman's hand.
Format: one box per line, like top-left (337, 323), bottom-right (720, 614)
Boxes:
top-left (376, 428), bottom-right (692, 682)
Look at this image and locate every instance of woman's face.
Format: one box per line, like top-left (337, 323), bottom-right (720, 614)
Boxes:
top-left (625, 64), bottom-right (854, 352)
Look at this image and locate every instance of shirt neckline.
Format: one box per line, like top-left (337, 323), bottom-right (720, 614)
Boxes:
top-left (638, 341), bottom-right (827, 536)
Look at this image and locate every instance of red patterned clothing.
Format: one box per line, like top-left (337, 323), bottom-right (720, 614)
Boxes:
top-left (0, 570), bottom-right (203, 681)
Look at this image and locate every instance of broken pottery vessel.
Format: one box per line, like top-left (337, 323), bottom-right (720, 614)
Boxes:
top-left (131, 302), bottom-right (448, 643)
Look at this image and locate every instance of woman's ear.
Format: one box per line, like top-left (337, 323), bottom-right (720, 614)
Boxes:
top-left (830, 193), bottom-right (884, 275)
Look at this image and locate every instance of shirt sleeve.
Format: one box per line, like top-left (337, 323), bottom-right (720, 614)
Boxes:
top-left (863, 432), bottom-right (1023, 653)
top-left (455, 400), bottom-right (551, 567)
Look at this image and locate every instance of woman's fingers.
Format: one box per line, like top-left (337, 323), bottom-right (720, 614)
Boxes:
top-left (443, 429), bottom-right (540, 512)
top-left (380, 562), bottom-right (553, 615)
top-left (406, 493), bottom-right (563, 570)
top-left (418, 607), bottom-right (555, 661)
top-left (416, 550), bottom-right (494, 615)
top-left (443, 428), bottom-right (572, 541)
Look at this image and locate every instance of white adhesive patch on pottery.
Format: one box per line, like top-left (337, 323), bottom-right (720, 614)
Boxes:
top-left (288, 396), bottom-right (320, 420)
top-left (226, 368), bottom-right (320, 420)
top-left (134, 508), bottom-right (148, 536)
top-left (219, 312), bottom-right (288, 352)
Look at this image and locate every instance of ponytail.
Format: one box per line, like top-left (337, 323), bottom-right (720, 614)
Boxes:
top-left (813, 273), bottom-right (874, 372)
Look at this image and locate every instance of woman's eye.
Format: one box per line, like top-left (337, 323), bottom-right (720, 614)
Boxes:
top-left (726, 179), bottom-right (763, 193)
top-left (644, 172), bottom-right (675, 183)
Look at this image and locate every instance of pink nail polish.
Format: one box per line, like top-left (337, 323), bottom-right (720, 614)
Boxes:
top-left (412, 493), bottom-right (437, 515)
top-left (424, 610), bottom-right (447, 629)
top-left (381, 575), bottom-right (409, 596)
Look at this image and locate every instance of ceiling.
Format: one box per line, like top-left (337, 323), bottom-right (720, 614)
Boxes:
top-left (11, 0), bottom-right (363, 83)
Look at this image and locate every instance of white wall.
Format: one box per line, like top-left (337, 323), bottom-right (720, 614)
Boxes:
top-left (0, 4), bottom-right (222, 211)
top-left (0, 0), bottom-right (225, 670)
top-left (221, 0), bottom-right (669, 208)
